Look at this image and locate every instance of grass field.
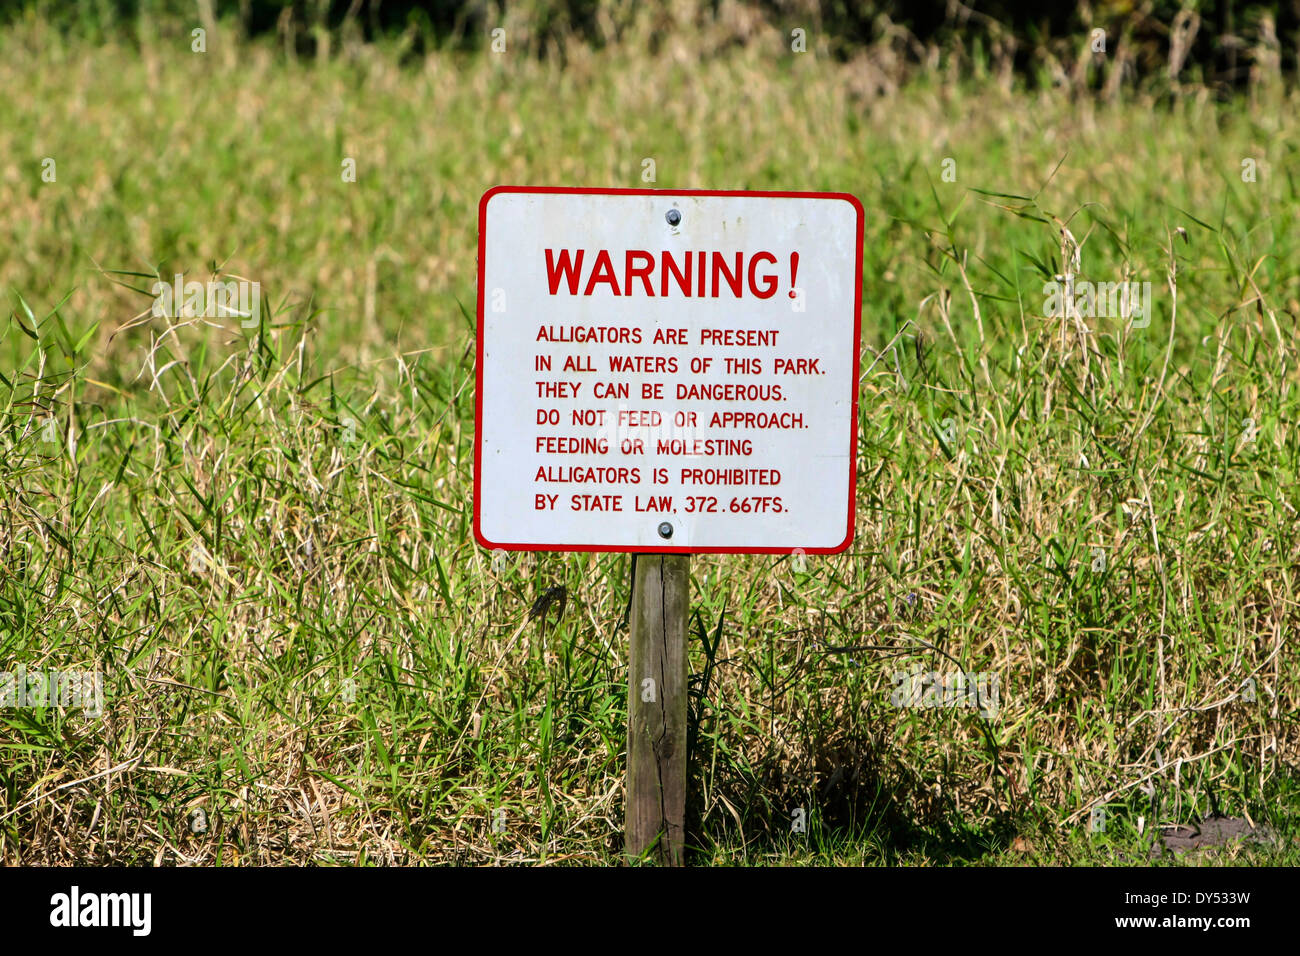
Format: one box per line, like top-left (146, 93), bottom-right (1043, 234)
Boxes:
top-left (2, 11), bottom-right (1298, 864)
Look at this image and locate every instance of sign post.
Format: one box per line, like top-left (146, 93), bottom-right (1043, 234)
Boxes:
top-left (626, 553), bottom-right (689, 864)
top-left (474, 187), bottom-right (863, 863)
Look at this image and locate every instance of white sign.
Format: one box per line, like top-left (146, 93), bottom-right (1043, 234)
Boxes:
top-left (474, 187), bottom-right (863, 553)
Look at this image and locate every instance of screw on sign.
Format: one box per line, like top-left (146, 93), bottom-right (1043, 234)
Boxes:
top-left (474, 187), bottom-right (864, 864)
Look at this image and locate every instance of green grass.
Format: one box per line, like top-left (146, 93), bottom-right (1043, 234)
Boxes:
top-left (1, 14), bottom-right (1298, 864)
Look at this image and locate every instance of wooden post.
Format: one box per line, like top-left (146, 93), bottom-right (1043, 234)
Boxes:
top-left (625, 553), bottom-right (689, 865)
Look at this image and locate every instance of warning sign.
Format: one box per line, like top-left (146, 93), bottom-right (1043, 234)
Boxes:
top-left (473, 187), bottom-right (863, 553)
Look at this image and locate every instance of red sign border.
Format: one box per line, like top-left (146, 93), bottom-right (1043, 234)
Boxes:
top-left (473, 185), bottom-right (864, 555)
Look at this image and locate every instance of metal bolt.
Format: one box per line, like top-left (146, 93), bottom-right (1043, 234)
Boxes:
top-left (657, 522), bottom-right (673, 539)
top-left (665, 208), bottom-right (681, 226)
